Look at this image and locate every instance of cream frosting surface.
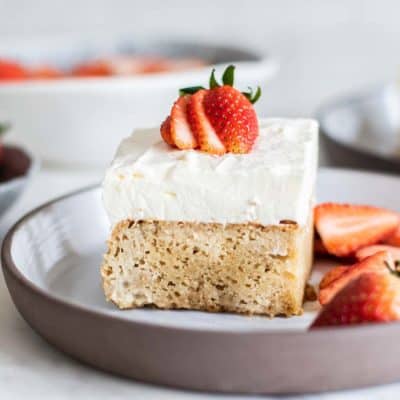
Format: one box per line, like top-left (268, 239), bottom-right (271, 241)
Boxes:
top-left (102, 118), bottom-right (318, 226)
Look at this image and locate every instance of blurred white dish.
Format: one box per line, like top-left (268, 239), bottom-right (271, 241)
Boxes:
top-left (0, 37), bottom-right (278, 167)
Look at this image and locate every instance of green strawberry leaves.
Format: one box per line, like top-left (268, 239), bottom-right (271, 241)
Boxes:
top-left (242, 86), bottom-right (262, 104)
top-left (222, 65), bottom-right (235, 86)
top-left (179, 64), bottom-right (262, 104)
top-left (209, 68), bottom-right (220, 89)
top-left (179, 86), bottom-right (205, 96)
top-left (0, 122), bottom-right (10, 137)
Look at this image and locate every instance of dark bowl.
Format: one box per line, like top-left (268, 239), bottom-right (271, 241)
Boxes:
top-left (0, 145), bottom-right (38, 217)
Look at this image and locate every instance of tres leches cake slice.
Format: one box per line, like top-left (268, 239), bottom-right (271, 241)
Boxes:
top-left (101, 66), bottom-right (318, 316)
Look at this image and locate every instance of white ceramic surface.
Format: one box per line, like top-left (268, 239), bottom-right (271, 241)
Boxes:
top-left (0, 37), bottom-right (278, 167)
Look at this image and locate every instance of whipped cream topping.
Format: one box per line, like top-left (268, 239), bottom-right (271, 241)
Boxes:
top-left (102, 119), bottom-right (318, 226)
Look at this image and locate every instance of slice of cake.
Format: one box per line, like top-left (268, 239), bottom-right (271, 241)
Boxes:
top-left (101, 66), bottom-right (318, 316)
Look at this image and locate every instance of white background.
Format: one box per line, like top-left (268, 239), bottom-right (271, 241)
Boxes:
top-left (1, 0), bottom-right (400, 116)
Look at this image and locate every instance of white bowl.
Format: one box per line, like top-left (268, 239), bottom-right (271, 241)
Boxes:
top-left (0, 38), bottom-right (278, 167)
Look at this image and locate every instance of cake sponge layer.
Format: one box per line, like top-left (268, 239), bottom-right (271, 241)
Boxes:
top-left (101, 217), bottom-right (313, 316)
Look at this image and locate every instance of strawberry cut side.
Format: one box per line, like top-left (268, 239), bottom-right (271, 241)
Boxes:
top-left (187, 90), bottom-right (226, 155)
top-left (314, 203), bottom-right (400, 257)
top-left (170, 95), bottom-right (198, 150)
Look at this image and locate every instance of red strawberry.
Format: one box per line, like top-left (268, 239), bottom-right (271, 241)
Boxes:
top-left (29, 66), bottom-right (63, 79)
top-left (203, 85), bottom-right (259, 153)
top-left (170, 95), bottom-right (197, 150)
top-left (187, 90), bottom-right (225, 155)
top-left (355, 244), bottom-right (400, 262)
top-left (0, 59), bottom-right (28, 81)
top-left (318, 251), bottom-right (392, 305)
top-left (314, 203), bottom-right (399, 257)
top-left (71, 60), bottom-right (113, 77)
top-left (385, 224), bottom-right (400, 247)
top-left (160, 116), bottom-right (174, 146)
top-left (311, 270), bottom-right (400, 328)
top-left (160, 65), bottom-right (261, 155)
top-left (319, 265), bottom-right (348, 291)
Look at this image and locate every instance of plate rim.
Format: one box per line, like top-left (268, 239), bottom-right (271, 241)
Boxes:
top-left (3, 166), bottom-right (400, 337)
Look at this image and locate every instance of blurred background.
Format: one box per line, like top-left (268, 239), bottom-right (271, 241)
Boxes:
top-left (0, 0), bottom-right (400, 230)
top-left (1, 0), bottom-right (399, 115)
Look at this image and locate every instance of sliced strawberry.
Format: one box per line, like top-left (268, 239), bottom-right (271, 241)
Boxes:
top-left (312, 269), bottom-right (400, 328)
top-left (71, 60), bottom-right (113, 77)
top-left (160, 116), bottom-right (174, 147)
top-left (29, 65), bottom-right (64, 79)
top-left (203, 85), bottom-right (259, 153)
top-left (0, 59), bottom-right (28, 81)
top-left (314, 203), bottom-right (399, 257)
top-left (384, 224), bottom-right (400, 246)
top-left (29, 66), bottom-right (63, 79)
top-left (187, 90), bottom-right (225, 155)
top-left (355, 244), bottom-right (400, 262)
top-left (170, 95), bottom-right (197, 150)
top-left (319, 265), bottom-right (348, 291)
top-left (318, 251), bottom-right (392, 305)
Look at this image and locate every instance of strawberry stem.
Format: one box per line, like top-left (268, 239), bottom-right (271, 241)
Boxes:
top-left (385, 260), bottom-right (400, 275)
top-left (0, 122), bottom-right (10, 137)
top-left (242, 86), bottom-right (262, 104)
top-left (209, 68), bottom-right (220, 89)
top-left (222, 65), bottom-right (235, 86)
top-left (178, 65), bottom-right (262, 104)
top-left (179, 86), bottom-right (205, 95)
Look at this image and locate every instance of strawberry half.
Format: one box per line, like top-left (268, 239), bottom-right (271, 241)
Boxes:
top-left (187, 90), bottom-right (225, 155)
top-left (355, 244), bottom-right (400, 262)
top-left (318, 251), bottom-right (393, 305)
top-left (314, 203), bottom-right (399, 257)
top-left (312, 269), bottom-right (400, 328)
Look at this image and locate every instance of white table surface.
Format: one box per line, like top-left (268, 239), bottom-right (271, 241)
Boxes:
top-left (1, 166), bottom-right (400, 400)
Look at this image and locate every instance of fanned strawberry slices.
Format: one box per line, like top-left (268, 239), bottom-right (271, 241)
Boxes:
top-left (160, 65), bottom-right (260, 154)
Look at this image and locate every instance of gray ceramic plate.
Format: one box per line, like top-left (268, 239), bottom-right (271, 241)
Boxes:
top-left (3, 167), bottom-right (400, 394)
top-left (317, 84), bottom-right (400, 172)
